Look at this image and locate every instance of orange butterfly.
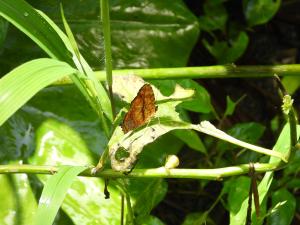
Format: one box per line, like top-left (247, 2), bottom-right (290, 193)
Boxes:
top-left (121, 84), bottom-right (156, 133)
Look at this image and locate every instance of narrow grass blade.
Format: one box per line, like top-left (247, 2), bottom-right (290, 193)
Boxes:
top-left (0, 0), bottom-right (71, 62)
top-left (35, 166), bottom-right (86, 225)
top-left (0, 58), bottom-right (77, 126)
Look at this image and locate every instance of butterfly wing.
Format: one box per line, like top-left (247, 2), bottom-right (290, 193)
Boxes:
top-left (121, 84), bottom-right (156, 133)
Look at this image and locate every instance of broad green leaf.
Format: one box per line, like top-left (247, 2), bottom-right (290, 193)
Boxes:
top-left (243, 0), bottom-right (281, 26)
top-left (269, 188), bottom-right (295, 225)
top-left (0, 173), bottom-right (37, 225)
top-left (0, 58), bottom-right (77, 126)
top-left (177, 79), bottom-right (213, 114)
top-left (203, 31), bottom-right (249, 64)
top-left (0, 0), bottom-right (71, 63)
top-left (35, 165), bottom-right (86, 225)
top-left (30, 117), bottom-right (168, 224)
top-left (172, 129), bottom-right (207, 154)
top-left (1, 0), bottom-right (199, 70)
top-left (30, 119), bottom-right (122, 225)
top-left (199, 1), bottom-right (228, 31)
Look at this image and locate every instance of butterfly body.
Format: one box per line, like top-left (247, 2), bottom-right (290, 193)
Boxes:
top-left (121, 84), bottom-right (156, 133)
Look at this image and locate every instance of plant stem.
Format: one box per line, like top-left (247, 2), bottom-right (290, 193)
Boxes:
top-left (100, 0), bottom-right (115, 118)
top-left (0, 163), bottom-right (280, 180)
top-left (54, 64), bottom-right (300, 85)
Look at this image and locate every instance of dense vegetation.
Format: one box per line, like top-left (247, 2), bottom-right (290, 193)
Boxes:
top-left (0, 1), bottom-right (300, 225)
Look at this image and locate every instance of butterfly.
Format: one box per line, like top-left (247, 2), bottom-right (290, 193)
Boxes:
top-left (121, 84), bottom-right (157, 133)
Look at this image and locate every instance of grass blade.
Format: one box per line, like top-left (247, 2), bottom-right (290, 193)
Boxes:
top-left (35, 166), bottom-right (86, 225)
top-left (0, 58), bottom-right (77, 126)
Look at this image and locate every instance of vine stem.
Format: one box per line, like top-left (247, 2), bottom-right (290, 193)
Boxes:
top-left (53, 64), bottom-right (300, 85)
top-left (0, 163), bottom-right (280, 180)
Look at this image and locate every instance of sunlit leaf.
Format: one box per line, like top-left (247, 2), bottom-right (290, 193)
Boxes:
top-left (0, 173), bottom-right (37, 225)
top-left (35, 166), bottom-right (86, 225)
top-left (0, 58), bottom-right (77, 126)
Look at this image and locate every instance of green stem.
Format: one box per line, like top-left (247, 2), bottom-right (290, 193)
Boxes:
top-left (0, 163), bottom-right (280, 180)
top-left (100, 0), bottom-right (115, 118)
top-left (54, 64), bottom-right (300, 85)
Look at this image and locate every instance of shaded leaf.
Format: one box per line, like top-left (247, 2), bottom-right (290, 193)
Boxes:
top-left (1, 0), bottom-right (199, 70)
top-left (177, 79), bottom-right (213, 114)
top-left (217, 122), bottom-right (265, 152)
top-left (203, 31), bottom-right (249, 64)
top-left (172, 129), bottom-right (207, 154)
top-left (269, 188), bottom-right (295, 225)
top-left (228, 124), bottom-right (300, 225)
top-left (131, 179), bottom-right (167, 224)
top-left (199, 1), bottom-right (228, 31)
top-left (182, 212), bottom-right (214, 225)
top-left (243, 0), bottom-right (281, 26)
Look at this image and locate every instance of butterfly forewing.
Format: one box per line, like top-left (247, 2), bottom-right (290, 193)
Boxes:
top-left (121, 84), bottom-right (156, 133)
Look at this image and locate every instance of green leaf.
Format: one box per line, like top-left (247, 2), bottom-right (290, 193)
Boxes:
top-left (243, 0), bottom-right (281, 26)
top-left (0, 174), bottom-right (37, 225)
top-left (228, 124), bottom-right (300, 225)
top-left (0, 85), bottom-right (108, 164)
top-left (140, 215), bottom-right (165, 225)
top-left (172, 129), bottom-right (207, 154)
top-left (0, 17), bottom-right (8, 50)
top-left (29, 119), bottom-right (122, 225)
top-left (224, 96), bottom-right (237, 117)
top-left (182, 212), bottom-right (214, 225)
top-left (269, 188), bottom-right (295, 225)
top-left (110, 81), bottom-right (284, 172)
top-left (30, 117), bottom-right (170, 224)
top-left (0, 58), bottom-right (77, 126)
top-left (177, 79), bottom-right (213, 114)
top-left (0, 113), bottom-right (35, 162)
top-left (203, 31), bottom-right (249, 64)
top-left (0, 0), bottom-right (72, 62)
top-left (199, 1), bottom-right (228, 31)
top-left (131, 179), bottom-right (167, 224)
top-left (138, 132), bottom-right (184, 168)
top-left (0, 0), bottom-right (113, 123)
top-left (282, 76), bottom-right (300, 95)
top-left (217, 122), bottom-right (265, 152)
top-left (226, 176), bottom-right (251, 225)
top-left (35, 165), bottom-right (86, 225)
top-left (1, 0), bottom-right (199, 70)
